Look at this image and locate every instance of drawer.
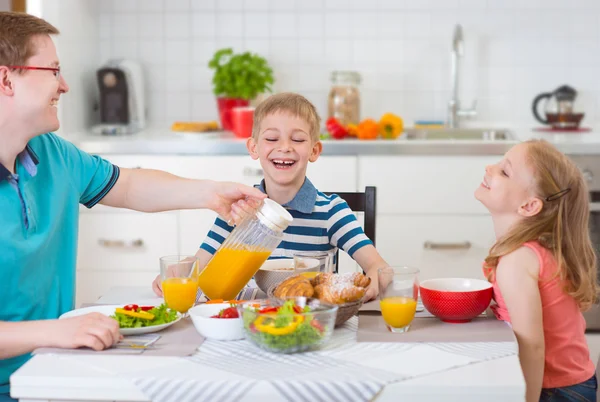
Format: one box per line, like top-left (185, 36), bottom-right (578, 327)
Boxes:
top-left (76, 271), bottom-right (158, 307)
top-left (77, 212), bottom-right (179, 271)
top-left (358, 156), bottom-right (499, 214)
top-left (376, 215), bottom-right (495, 281)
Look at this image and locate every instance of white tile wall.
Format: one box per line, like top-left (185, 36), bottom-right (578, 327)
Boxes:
top-left (91, 0), bottom-right (600, 128)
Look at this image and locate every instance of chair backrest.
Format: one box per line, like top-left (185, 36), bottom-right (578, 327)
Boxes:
top-left (323, 186), bottom-right (377, 273)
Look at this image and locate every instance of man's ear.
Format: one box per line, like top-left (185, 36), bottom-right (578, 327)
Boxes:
top-left (518, 197), bottom-right (543, 217)
top-left (309, 140), bottom-right (323, 163)
top-left (246, 137), bottom-right (259, 160)
top-left (0, 67), bottom-right (14, 96)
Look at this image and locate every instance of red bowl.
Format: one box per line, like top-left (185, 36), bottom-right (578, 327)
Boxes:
top-left (420, 278), bottom-right (492, 323)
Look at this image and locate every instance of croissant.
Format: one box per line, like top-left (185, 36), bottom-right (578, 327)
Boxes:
top-left (314, 283), bottom-right (366, 304)
top-left (311, 272), bottom-right (371, 289)
top-left (274, 275), bottom-right (314, 298)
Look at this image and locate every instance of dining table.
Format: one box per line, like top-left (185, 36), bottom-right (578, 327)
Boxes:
top-left (10, 286), bottom-right (525, 402)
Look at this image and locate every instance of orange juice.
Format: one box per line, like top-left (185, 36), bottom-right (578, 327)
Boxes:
top-left (380, 296), bottom-right (417, 328)
top-left (162, 277), bottom-right (198, 313)
top-left (197, 247), bottom-right (271, 300)
top-left (300, 271), bottom-right (319, 279)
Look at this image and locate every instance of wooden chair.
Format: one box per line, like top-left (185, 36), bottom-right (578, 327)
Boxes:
top-left (323, 186), bottom-right (377, 273)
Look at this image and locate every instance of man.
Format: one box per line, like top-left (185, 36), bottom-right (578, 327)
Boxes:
top-left (0, 12), bottom-right (264, 399)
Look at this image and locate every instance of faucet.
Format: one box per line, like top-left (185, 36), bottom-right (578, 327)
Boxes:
top-left (448, 24), bottom-right (477, 129)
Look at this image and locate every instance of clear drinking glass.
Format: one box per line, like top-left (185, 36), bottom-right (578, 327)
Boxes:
top-left (160, 255), bottom-right (200, 314)
top-left (293, 250), bottom-right (335, 279)
top-left (378, 266), bottom-right (419, 333)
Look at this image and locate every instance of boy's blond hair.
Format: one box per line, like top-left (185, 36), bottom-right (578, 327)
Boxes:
top-left (0, 12), bottom-right (59, 67)
top-left (252, 93), bottom-right (321, 142)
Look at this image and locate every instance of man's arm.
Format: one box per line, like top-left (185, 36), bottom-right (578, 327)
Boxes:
top-left (0, 314), bottom-right (121, 359)
top-left (352, 245), bottom-right (387, 301)
top-left (99, 168), bottom-right (265, 220)
top-left (496, 247), bottom-right (544, 402)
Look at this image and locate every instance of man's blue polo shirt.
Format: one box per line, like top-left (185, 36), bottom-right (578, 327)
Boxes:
top-left (0, 133), bottom-right (119, 393)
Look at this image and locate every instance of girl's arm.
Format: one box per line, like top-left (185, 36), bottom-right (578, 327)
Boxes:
top-left (496, 246), bottom-right (545, 402)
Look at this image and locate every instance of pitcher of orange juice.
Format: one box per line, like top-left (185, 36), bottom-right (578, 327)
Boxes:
top-left (378, 266), bottom-right (420, 333)
top-left (160, 255), bottom-right (200, 314)
top-left (198, 199), bottom-right (293, 300)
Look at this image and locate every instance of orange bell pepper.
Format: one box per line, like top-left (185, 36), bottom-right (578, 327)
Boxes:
top-left (357, 119), bottom-right (379, 140)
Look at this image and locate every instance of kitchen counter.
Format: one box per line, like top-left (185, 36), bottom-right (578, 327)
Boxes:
top-left (67, 127), bottom-right (600, 156)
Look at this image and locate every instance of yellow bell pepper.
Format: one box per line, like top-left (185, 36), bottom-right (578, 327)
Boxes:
top-left (378, 113), bottom-right (404, 139)
top-left (115, 308), bottom-right (155, 320)
top-left (254, 315), bottom-right (304, 335)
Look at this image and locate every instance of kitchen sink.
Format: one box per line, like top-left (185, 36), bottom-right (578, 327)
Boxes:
top-left (403, 128), bottom-right (515, 141)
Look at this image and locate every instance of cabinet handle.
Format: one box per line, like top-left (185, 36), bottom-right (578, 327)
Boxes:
top-left (423, 241), bottom-right (472, 250)
top-left (98, 239), bottom-right (144, 249)
top-left (243, 167), bottom-right (263, 177)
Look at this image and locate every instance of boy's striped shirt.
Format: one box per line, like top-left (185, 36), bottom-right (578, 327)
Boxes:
top-left (200, 179), bottom-right (372, 259)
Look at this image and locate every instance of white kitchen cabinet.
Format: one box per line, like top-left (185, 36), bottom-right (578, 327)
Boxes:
top-left (376, 215), bottom-right (495, 281)
top-left (358, 156), bottom-right (499, 214)
top-left (77, 212), bottom-right (179, 271)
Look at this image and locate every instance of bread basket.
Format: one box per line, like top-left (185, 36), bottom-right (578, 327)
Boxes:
top-left (267, 281), bottom-right (364, 328)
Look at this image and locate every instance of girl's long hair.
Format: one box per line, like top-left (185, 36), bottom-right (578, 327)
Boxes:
top-left (484, 139), bottom-right (598, 310)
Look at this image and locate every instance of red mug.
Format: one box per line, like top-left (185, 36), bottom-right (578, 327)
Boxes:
top-left (231, 107), bottom-right (255, 139)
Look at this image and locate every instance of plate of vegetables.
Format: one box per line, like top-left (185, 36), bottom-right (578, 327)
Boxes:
top-left (59, 303), bottom-right (182, 335)
top-left (241, 298), bottom-right (338, 354)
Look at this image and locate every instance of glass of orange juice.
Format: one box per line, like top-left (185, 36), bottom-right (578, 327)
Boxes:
top-left (378, 266), bottom-right (419, 333)
top-left (160, 255), bottom-right (200, 314)
top-left (293, 250), bottom-right (335, 279)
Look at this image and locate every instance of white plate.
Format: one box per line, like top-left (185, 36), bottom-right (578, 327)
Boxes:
top-left (59, 305), bottom-right (183, 336)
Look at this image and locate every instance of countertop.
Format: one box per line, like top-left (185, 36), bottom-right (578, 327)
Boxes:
top-left (67, 126), bottom-right (600, 156)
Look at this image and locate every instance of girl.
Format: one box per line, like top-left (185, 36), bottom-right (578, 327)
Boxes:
top-left (475, 139), bottom-right (598, 402)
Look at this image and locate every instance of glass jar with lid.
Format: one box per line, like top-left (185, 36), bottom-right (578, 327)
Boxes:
top-left (197, 199), bottom-right (293, 300)
top-left (328, 71), bottom-right (361, 126)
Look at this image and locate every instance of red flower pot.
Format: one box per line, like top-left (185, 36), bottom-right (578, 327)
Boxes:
top-left (217, 97), bottom-right (250, 131)
top-left (419, 278), bottom-right (493, 323)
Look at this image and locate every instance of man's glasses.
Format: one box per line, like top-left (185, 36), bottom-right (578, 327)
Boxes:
top-left (6, 65), bottom-right (61, 80)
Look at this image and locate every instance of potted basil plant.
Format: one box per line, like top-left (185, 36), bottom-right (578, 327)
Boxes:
top-left (208, 48), bottom-right (275, 132)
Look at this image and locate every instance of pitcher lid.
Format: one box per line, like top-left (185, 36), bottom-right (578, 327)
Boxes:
top-left (257, 198), bottom-right (293, 231)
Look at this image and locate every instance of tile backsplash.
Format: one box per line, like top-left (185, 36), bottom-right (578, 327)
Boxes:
top-left (96, 0), bottom-right (600, 129)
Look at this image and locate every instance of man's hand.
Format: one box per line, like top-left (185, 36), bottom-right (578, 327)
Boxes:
top-left (47, 313), bottom-right (122, 351)
top-left (201, 181), bottom-right (266, 225)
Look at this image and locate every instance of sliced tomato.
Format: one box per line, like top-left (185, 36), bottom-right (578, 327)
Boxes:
top-left (139, 306), bottom-right (154, 311)
top-left (123, 304), bottom-right (139, 311)
top-left (258, 306), bottom-right (278, 314)
top-left (292, 305), bottom-right (302, 314)
top-left (311, 319), bottom-right (324, 333)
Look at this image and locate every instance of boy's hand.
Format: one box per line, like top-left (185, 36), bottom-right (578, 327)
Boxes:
top-left (152, 274), bottom-right (163, 297)
top-left (364, 282), bottom-right (378, 302)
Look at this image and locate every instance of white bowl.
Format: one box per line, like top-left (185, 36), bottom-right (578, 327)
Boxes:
top-left (254, 258), bottom-right (320, 293)
top-left (188, 303), bottom-right (244, 341)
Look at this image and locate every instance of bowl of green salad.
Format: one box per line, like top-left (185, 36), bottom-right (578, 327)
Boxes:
top-left (241, 298), bottom-right (338, 354)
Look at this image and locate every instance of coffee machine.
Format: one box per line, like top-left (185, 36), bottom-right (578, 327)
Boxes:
top-left (92, 59), bottom-right (146, 135)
